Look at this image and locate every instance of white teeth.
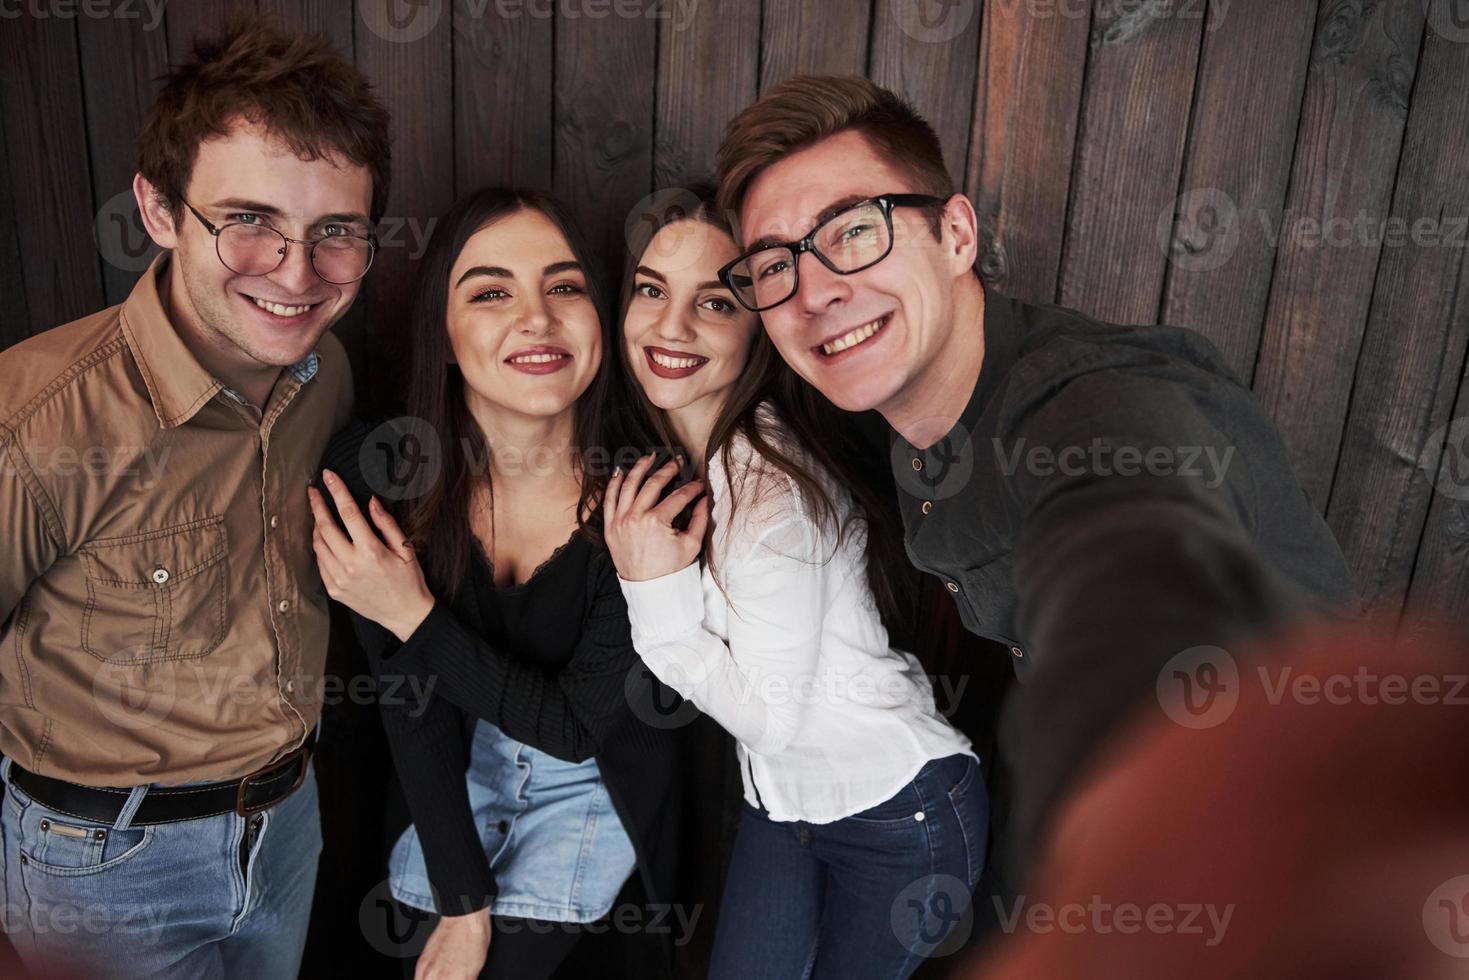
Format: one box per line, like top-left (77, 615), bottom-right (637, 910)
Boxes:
top-left (821, 317), bottom-right (885, 355)
top-left (251, 296), bottom-right (314, 317)
top-left (508, 352), bottom-right (569, 364)
top-left (650, 351), bottom-right (705, 370)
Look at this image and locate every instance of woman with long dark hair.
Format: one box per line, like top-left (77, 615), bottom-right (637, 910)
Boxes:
top-left (603, 184), bottom-right (987, 979)
top-left (308, 188), bottom-right (681, 980)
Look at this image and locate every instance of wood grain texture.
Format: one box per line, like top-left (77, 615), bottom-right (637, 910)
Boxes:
top-left (1158, 0), bottom-right (1318, 381)
top-left (759, 0), bottom-right (871, 90)
top-left (653, 0), bottom-right (761, 188)
top-left (553, 1), bottom-right (657, 288)
top-left (1249, 0), bottom-right (1425, 509)
top-left (1405, 352), bottom-right (1469, 630)
top-left (0, 130), bottom-right (29, 351)
top-left (164, 0), bottom-right (258, 56)
top-left (965, 0), bottom-right (1091, 304)
top-left (453, 0), bottom-right (553, 193)
top-left (258, 0), bottom-right (355, 46)
top-left (1326, 24), bottom-right (1469, 613)
top-left (868, 0), bottom-right (983, 186)
top-left (0, 13), bottom-right (104, 332)
top-left (1057, 0), bottom-right (1206, 325)
top-left (355, 0), bottom-right (455, 409)
top-left (77, 9), bottom-right (170, 306)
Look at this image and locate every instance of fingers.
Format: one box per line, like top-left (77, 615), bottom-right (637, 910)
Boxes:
top-left (320, 469), bottom-right (375, 546)
top-left (368, 496), bottom-right (415, 561)
top-left (614, 454), bottom-right (660, 520)
top-left (312, 523), bottom-right (347, 597)
top-left (685, 494), bottom-right (711, 543)
top-left (631, 459), bottom-right (681, 515)
top-left (307, 486), bottom-right (353, 561)
top-left (650, 479), bottom-right (705, 526)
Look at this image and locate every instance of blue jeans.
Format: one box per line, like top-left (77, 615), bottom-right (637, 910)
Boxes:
top-left (709, 752), bottom-right (987, 980)
top-left (0, 757), bottom-right (321, 980)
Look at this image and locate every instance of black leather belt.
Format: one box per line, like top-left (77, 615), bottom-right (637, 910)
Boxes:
top-left (4, 731), bottom-right (315, 826)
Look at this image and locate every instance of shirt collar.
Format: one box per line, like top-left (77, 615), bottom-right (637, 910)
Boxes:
top-left (120, 253), bottom-right (321, 425)
top-left (958, 285), bottom-right (1023, 434)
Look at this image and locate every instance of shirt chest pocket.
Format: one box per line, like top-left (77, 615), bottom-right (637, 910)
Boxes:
top-left (79, 516), bottom-right (229, 665)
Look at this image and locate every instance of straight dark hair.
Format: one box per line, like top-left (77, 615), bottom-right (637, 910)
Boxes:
top-left (616, 183), bottom-right (909, 628)
top-left (401, 187), bottom-right (618, 599)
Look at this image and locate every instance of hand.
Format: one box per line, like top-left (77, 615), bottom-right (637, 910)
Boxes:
top-left (415, 907), bottom-right (491, 980)
top-left (604, 454), bottom-right (709, 582)
top-left (309, 469), bottom-right (436, 642)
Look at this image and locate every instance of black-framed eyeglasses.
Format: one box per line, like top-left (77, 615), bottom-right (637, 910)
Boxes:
top-left (718, 193), bottom-right (948, 312)
top-left (183, 201), bottom-right (378, 285)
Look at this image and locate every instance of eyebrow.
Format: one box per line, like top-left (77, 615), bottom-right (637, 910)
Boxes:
top-left (455, 260), bottom-right (583, 288)
top-left (208, 198), bottom-right (371, 229)
top-left (635, 266), bottom-right (728, 292)
top-left (748, 194), bottom-right (870, 250)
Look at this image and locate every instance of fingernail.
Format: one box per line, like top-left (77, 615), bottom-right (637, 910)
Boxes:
top-left (323, 470), bottom-right (336, 484)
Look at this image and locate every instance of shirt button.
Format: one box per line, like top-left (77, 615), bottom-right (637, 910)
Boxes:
top-left (277, 599), bottom-right (290, 613)
top-left (152, 567), bottom-right (170, 584)
top-left (269, 515), bottom-right (279, 529)
top-left (285, 680), bottom-right (295, 694)
top-left (920, 501), bottom-right (932, 515)
top-left (946, 582), bottom-right (959, 593)
top-left (911, 458), bottom-right (923, 471)
top-left (1010, 645), bottom-right (1025, 659)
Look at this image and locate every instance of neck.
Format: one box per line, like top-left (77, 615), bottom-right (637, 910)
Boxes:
top-left (666, 391), bottom-right (726, 477)
top-left (464, 389), bottom-right (580, 489)
top-left (161, 257), bottom-right (283, 409)
top-left (883, 273), bottom-right (987, 449)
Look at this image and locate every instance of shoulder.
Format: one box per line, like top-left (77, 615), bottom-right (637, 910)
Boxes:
top-left (712, 405), bottom-right (834, 555)
top-left (0, 305), bottom-right (128, 440)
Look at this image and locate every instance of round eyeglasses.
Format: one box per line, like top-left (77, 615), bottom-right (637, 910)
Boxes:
top-left (184, 201), bottom-right (377, 285)
top-left (718, 193), bottom-right (948, 312)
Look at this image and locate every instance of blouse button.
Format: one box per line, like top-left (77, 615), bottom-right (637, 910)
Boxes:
top-left (152, 567), bottom-right (170, 585)
top-left (911, 458), bottom-right (923, 471)
top-left (946, 582), bottom-right (959, 593)
top-left (920, 501), bottom-right (932, 515)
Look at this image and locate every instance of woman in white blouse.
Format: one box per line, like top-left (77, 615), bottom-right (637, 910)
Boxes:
top-left (603, 185), bottom-right (987, 979)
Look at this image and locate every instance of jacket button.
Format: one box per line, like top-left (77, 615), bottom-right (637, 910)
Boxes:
top-left (1010, 646), bottom-right (1024, 659)
top-left (152, 567), bottom-right (170, 584)
top-left (945, 582), bottom-right (959, 593)
top-left (920, 501), bottom-right (932, 515)
top-left (911, 458), bottom-right (923, 471)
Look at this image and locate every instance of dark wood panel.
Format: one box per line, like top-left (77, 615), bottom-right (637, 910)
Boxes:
top-left (77, 9), bottom-right (170, 307)
top-left (1158, 0), bottom-right (1318, 381)
top-left (165, 0), bottom-right (258, 56)
top-left (0, 106), bottom-right (30, 351)
top-left (1405, 349), bottom-right (1469, 630)
top-left (355, 0), bottom-right (455, 409)
top-left (1326, 24), bottom-right (1469, 613)
top-left (653, 0), bottom-right (761, 188)
top-left (759, 0), bottom-right (870, 90)
top-left (552, 2), bottom-right (657, 289)
top-left (868, 0), bottom-right (982, 187)
top-left (1249, 0), bottom-right (1425, 509)
top-left (453, 0), bottom-right (553, 193)
top-left (258, 0), bottom-right (355, 47)
top-left (965, 0), bottom-right (1090, 304)
top-left (0, 14), bottom-right (104, 333)
top-left (1057, 0), bottom-right (1206, 325)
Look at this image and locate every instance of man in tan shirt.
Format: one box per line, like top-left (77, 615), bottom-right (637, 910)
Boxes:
top-left (0, 14), bottom-right (388, 978)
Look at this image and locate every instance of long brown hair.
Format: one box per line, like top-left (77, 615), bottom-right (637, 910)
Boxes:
top-left (401, 187), bottom-right (619, 599)
top-left (615, 184), bottom-right (910, 628)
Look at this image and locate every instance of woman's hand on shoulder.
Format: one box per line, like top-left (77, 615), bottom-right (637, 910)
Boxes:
top-left (603, 454), bottom-right (709, 582)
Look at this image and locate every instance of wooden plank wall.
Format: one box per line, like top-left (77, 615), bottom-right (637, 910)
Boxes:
top-left (1, 0), bottom-right (1467, 975)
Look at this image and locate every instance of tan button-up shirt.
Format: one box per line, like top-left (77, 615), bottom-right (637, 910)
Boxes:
top-left (0, 254), bottom-right (352, 785)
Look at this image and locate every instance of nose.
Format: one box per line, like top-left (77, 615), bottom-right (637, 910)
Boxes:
top-left (792, 252), bottom-right (851, 317)
top-left (267, 237), bottom-right (321, 297)
top-left (652, 299), bottom-right (698, 343)
top-left (516, 291), bottom-right (554, 335)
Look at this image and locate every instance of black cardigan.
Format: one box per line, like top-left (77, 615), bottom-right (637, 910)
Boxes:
top-left (321, 420), bottom-right (685, 972)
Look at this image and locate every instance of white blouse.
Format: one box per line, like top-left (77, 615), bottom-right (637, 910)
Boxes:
top-left (618, 407), bottom-right (975, 824)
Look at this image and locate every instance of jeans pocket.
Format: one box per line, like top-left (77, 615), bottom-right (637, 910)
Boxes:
top-left (15, 795), bottom-right (154, 877)
top-left (845, 780), bottom-right (926, 828)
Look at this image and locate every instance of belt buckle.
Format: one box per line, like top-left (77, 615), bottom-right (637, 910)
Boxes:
top-left (235, 743), bottom-right (309, 817)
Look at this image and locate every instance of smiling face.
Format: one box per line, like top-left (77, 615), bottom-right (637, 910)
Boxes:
top-left (445, 208), bottom-right (603, 425)
top-left (143, 116), bottom-right (374, 373)
top-left (622, 219), bottom-right (761, 421)
top-left (740, 129), bottom-right (976, 414)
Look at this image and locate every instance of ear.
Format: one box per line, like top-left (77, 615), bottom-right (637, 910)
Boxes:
top-left (133, 173), bottom-right (180, 250)
top-left (937, 192), bottom-right (980, 278)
